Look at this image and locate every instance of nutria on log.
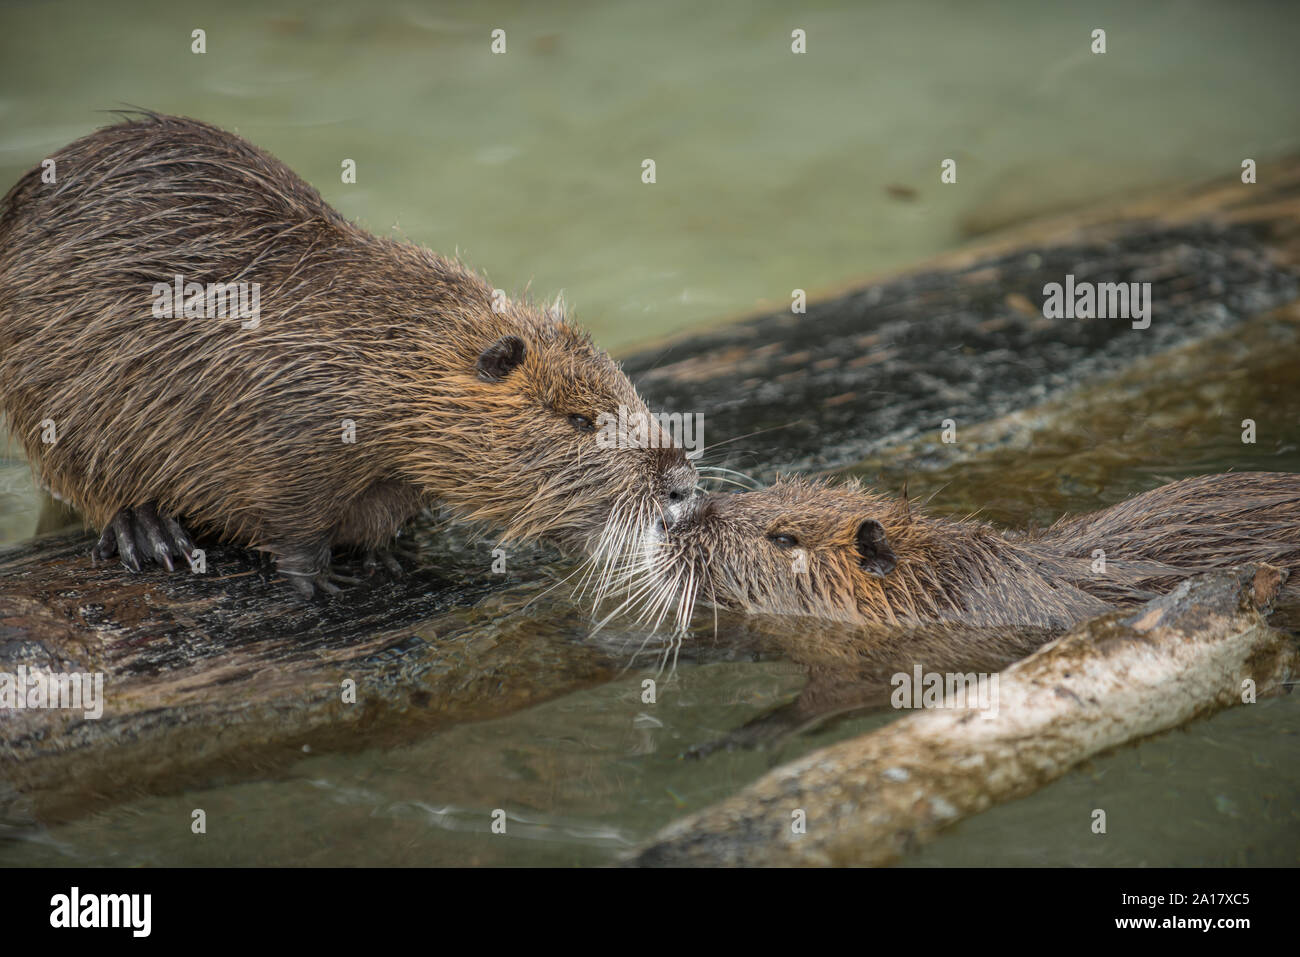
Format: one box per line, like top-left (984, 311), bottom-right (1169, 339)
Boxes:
top-left (0, 113), bottom-right (697, 595)
top-left (615, 472), bottom-right (1300, 630)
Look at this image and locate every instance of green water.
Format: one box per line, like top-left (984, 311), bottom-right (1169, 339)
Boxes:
top-left (6, 671), bottom-right (1295, 867)
top-left (4, 0), bottom-right (1300, 544)
top-left (2, 0), bottom-right (1299, 866)
top-left (3, 0), bottom-right (1299, 357)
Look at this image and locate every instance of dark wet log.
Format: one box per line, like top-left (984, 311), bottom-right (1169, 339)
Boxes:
top-left (629, 565), bottom-right (1299, 867)
top-left (625, 159), bottom-right (1300, 476)
top-left (0, 530), bottom-right (627, 824)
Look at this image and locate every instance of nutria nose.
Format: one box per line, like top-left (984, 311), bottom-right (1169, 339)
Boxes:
top-left (659, 473), bottom-right (698, 528)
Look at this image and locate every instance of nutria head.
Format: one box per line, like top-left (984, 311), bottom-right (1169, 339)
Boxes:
top-left (390, 286), bottom-right (698, 565)
top-left (616, 476), bottom-right (916, 629)
top-left (609, 476), bottom-right (1103, 630)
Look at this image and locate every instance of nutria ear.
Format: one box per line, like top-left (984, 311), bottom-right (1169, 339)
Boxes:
top-left (855, 519), bottom-right (897, 576)
top-left (476, 336), bottom-right (526, 381)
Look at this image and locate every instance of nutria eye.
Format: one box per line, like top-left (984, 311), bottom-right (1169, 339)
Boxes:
top-left (568, 413), bottom-right (595, 433)
top-left (767, 532), bottom-right (798, 548)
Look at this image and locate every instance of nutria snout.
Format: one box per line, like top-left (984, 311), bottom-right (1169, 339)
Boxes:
top-left (613, 472), bottom-right (1300, 630)
top-left (0, 112), bottom-right (698, 595)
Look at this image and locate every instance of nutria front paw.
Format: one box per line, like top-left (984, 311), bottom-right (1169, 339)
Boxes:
top-left (91, 502), bottom-right (195, 573)
top-left (682, 708), bottom-right (806, 759)
top-left (276, 539), bottom-right (422, 597)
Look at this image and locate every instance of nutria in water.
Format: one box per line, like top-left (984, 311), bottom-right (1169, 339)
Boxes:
top-left (617, 472), bottom-right (1300, 630)
top-left (0, 113), bottom-right (697, 594)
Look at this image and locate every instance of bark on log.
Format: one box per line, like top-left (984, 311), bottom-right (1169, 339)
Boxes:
top-left (628, 565), bottom-right (1299, 867)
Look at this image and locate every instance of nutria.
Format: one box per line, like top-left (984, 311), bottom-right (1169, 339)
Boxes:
top-left (0, 113), bottom-right (697, 595)
top-left (615, 472), bottom-right (1300, 630)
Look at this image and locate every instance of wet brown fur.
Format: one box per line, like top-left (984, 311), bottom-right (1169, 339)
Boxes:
top-left (644, 472), bottom-right (1300, 629)
top-left (0, 113), bottom-right (695, 584)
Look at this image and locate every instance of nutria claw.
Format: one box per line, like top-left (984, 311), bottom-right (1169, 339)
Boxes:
top-left (91, 503), bottom-right (195, 573)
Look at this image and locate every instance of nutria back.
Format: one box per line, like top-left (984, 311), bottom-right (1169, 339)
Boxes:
top-left (1036, 472), bottom-right (1300, 603)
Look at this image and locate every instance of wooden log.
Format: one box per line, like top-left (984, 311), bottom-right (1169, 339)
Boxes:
top-left (628, 565), bottom-right (1299, 867)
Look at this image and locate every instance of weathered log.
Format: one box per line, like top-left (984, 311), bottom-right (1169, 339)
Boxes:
top-left (628, 565), bottom-right (1299, 867)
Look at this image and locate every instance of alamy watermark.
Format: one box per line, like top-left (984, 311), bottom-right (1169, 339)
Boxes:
top-left (1042, 274), bottom-right (1151, 329)
top-left (151, 274), bottom-right (261, 329)
top-left (50, 887), bottom-right (150, 937)
top-left (0, 666), bottom-right (104, 719)
top-left (596, 405), bottom-right (704, 459)
top-left (891, 665), bottom-right (999, 718)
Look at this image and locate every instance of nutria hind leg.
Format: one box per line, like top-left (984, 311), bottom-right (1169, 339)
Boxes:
top-left (336, 481), bottom-right (426, 579)
top-left (358, 535), bottom-right (422, 578)
top-left (271, 540), bottom-right (364, 598)
top-left (361, 546), bottom-right (404, 578)
top-left (91, 502), bottom-right (195, 573)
